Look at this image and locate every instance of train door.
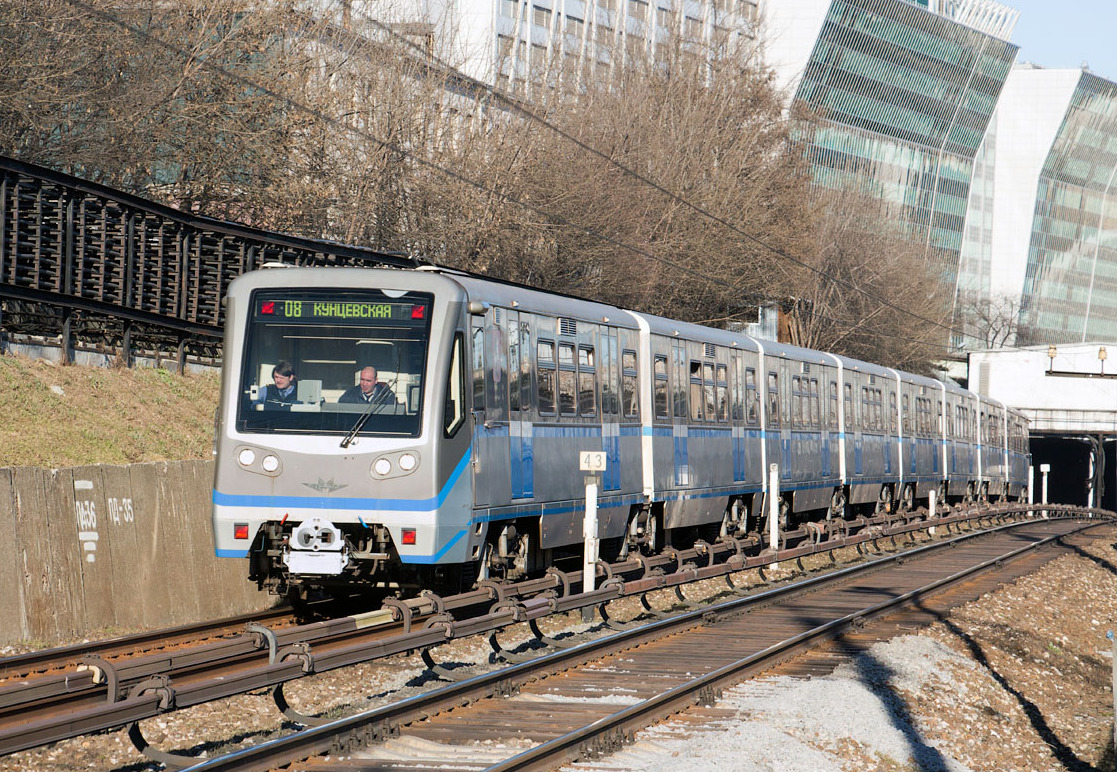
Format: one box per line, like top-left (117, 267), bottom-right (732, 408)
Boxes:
top-left (470, 311), bottom-right (512, 507)
top-left (847, 377), bottom-right (862, 477)
top-left (672, 339), bottom-right (690, 487)
top-left (506, 310), bottom-right (534, 499)
top-left (601, 328), bottom-right (622, 492)
top-left (765, 362), bottom-right (788, 482)
top-left (731, 353), bottom-right (746, 482)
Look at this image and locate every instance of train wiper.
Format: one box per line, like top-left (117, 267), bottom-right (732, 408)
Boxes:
top-left (340, 398), bottom-right (388, 448)
top-left (339, 374), bottom-right (401, 448)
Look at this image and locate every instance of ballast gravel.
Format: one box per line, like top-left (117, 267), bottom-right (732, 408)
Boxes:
top-left (3, 527), bottom-right (1115, 772)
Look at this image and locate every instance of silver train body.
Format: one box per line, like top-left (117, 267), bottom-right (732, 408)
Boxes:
top-left (211, 266), bottom-right (1031, 596)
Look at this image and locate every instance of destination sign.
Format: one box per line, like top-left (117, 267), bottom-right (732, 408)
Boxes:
top-left (256, 298), bottom-right (428, 323)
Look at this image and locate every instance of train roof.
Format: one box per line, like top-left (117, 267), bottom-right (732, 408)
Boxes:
top-left (628, 310), bottom-right (760, 352)
top-left (431, 269), bottom-right (641, 330)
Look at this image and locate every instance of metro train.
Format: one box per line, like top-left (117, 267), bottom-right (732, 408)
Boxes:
top-left (211, 265), bottom-right (1031, 600)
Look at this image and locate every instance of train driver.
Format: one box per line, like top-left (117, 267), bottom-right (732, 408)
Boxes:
top-left (339, 366), bottom-right (398, 406)
top-left (254, 361), bottom-right (298, 408)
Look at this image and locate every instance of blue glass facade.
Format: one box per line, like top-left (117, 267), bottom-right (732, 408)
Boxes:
top-left (794, 0), bottom-right (1016, 287)
top-left (1019, 74), bottom-right (1117, 344)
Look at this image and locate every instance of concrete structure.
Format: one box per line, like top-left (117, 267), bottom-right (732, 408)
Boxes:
top-left (969, 343), bottom-right (1117, 507)
top-left (0, 460), bottom-right (269, 646)
top-left (970, 342), bottom-right (1117, 433)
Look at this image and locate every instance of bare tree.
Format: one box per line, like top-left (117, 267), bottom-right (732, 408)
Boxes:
top-left (954, 291), bottom-right (1022, 349)
top-left (786, 183), bottom-right (953, 374)
top-left (0, 0), bottom-right (952, 373)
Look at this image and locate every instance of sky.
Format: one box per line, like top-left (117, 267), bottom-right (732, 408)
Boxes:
top-left (1005, 0), bottom-right (1117, 81)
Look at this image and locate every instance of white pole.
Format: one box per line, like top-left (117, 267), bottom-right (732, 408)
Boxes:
top-left (928, 488), bottom-right (936, 536)
top-left (768, 463), bottom-right (780, 570)
top-left (583, 475), bottom-right (599, 594)
top-left (1040, 463), bottom-right (1050, 518)
top-left (1028, 465), bottom-right (1034, 506)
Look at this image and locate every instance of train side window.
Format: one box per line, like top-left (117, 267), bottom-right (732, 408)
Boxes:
top-left (508, 318), bottom-right (520, 413)
top-left (745, 367), bottom-right (758, 425)
top-left (829, 381), bottom-right (838, 430)
top-left (602, 334), bottom-right (619, 416)
top-left (520, 322), bottom-right (532, 411)
top-left (889, 391), bottom-right (897, 433)
top-left (654, 354), bottom-right (669, 419)
top-left (690, 361), bottom-right (704, 421)
top-left (578, 345), bottom-right (597, 417)
top-left (673, 345), bottom-right (688, 419)
top-left (622, 349), bottom-right (639, 419)
top-left (703, 362), bottom-right (715, 422)
top-left (810, 378), bottom-right (820, 428)
top-left (716, 363), bottom-right (728, 422)
top-left (902, 394), bottom-right (910, 433)
top-left (791, 376), bottom-right (803, 427)
top-left (559, 343), bottom-right (576, 415)
top-left (844, 382), bottom-right (853, 429)
top-left (444, 333), bottom-right (466, 437)
top-left (731, 358), bottom-right (744, 421)
top-left (472, 326), bottom-right (485, 412)
top-left (537, 340), bottom-right (556, 414)
top-left (767, 372), bottom-right (780, 428)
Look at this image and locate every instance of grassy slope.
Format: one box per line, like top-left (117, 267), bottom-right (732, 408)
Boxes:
top-left (0, 352), bottom-right (221, 468)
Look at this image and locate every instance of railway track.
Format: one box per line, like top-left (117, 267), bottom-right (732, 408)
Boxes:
top-left (177, 516), bottom-right (1101, 772)
top-left (0, 608), bottom-right (297, 683)
top-left (0, 505), bottom-right (1104, 767)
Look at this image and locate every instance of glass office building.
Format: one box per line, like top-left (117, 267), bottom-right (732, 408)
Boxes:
top-left (1017, 73), bottom-right (1117, 343)
top-left (788, 0), bottom-right (1017, 289)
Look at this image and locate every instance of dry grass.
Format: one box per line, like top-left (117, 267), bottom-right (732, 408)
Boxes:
top-left (0, 352), bottom-right (220, 468)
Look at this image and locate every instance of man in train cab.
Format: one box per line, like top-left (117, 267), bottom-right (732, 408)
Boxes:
top-left (254, 361), bottom-right (298, 408)
top-left (339, 366), bottom-right (398, 405)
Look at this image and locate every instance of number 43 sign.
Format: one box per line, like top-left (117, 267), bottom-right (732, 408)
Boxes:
top-left (579, 451), bottom-right (607, 472)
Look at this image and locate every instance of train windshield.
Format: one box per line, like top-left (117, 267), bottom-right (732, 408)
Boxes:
top-left (236, 288), bottom-right (433, 437)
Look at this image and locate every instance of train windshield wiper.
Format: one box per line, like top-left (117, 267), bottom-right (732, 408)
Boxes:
top-left (340, 398), bottom-right (388, 448)
top-left (339, 376), bottom-right (400, 448)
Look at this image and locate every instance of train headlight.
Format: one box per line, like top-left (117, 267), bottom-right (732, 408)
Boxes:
top-left (238, 448), bottom-right (256, 467)
top-left (372, 457), bottom-right (392, 476)
top-left (398, 453), bottom-right (417, 472)
top-left (261, 455), bottom-right (280, 473)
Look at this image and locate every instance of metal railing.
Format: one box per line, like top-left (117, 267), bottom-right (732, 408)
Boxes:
top-left (0, 155), bottom-right (415, 365)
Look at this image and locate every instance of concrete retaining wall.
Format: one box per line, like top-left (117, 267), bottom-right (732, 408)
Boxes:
top-left (0, 460), bottom-right (271, 647)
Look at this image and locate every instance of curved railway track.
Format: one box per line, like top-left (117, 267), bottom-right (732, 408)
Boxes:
top-left (179, 515), bottom-right (1103, 772)
top-left (0, 505), bottom-right (1106, 768)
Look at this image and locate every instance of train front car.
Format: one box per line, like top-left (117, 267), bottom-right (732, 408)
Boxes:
top-left (211, 267), bottom-right (475, 601)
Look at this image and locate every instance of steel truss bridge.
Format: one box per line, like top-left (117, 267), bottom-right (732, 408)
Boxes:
top-left (0, 155), bottom-right (415, 368)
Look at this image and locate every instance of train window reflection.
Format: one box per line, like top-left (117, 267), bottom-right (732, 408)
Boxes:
top-left (654, 355), bottom-right (669, 419)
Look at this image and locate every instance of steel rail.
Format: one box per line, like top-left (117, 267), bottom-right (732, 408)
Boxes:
top-left (175, 516), bottom-right (1101, 772)
top-left (485, 519), bottom-right (1089, 771)
top-left (0, 608), bottom-right (295, 682)
top-left (0, 506), bottom-right (1101, 759)
top-left (0, 500), bottom-right (1026, 715)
